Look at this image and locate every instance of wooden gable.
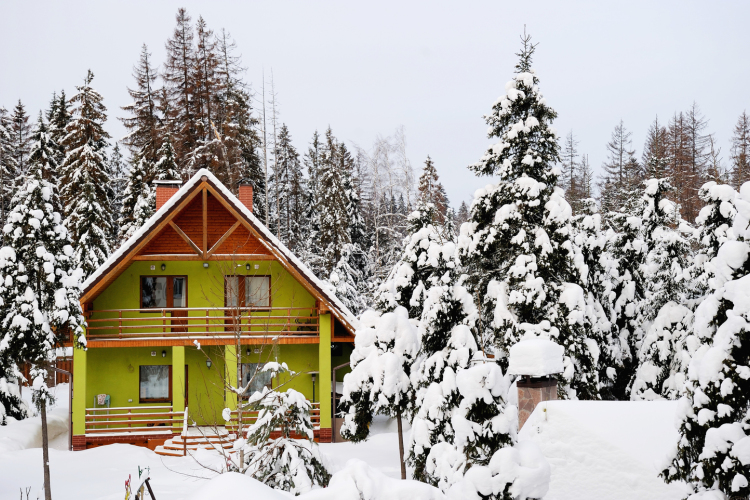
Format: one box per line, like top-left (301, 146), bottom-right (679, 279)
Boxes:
top-left (137, 189), bottom-right (271, 259)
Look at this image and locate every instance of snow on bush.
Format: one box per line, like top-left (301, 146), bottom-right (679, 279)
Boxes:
top-left (232, 364), bottom-right (330, 494)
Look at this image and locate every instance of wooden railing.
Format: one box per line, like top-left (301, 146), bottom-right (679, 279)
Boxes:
top-left (85, 306), bottom-right (319, 340)
top-left (85, 406), bottom-right (184, 435)
top-left (225, 402), bottom-right (321, 434)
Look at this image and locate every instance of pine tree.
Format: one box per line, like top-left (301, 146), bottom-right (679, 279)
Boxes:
top-left (417, 156), bottom-right (448, 224)
top-left (28, 114), bottom-right (59, 183)
top-left (0, 161), bottom-right (85, 499)
top-left (340, 307), bottom-right (420, 479)
top-left (455, 201), bottom-right (470, 229)
top-left (730, 111), bottom-right (750, 189)
top-left (121, 44), bottom-right (161, 165)
top-left (269, 124), bottom-right (301, 245)
top-left (162, 8), bottom-right (197, 175)
top-left (598, 120), bottom-right (639, 213)
top-left (118, 156), bottom-right (154, 242)
top-left (605, 206), bottom-right (647, 400)
top-left (0, 108), bottom-right (14, 232)
top-left (299, 131), bottom-right (323, 276)
top-left (458, 33), bottom-right (599, 399)
top-left (153, 135), bottom-right (180, 181)
top-left (640, 178), bottom-right (689, 322)
top-left (108, 143), bottom-right (128, 243)
top-left (59, 70), bottom-right (113, 277)
top-left (9, 100), bottom-right (31, 177)
top-left (316, 128), bottom-right (350, 276)
top-left (48, 91), bottom-right (72, 166)
top-left (662, 184), bottom-right (750, 497)
top-left (561, 131), bottom-right (582, 209)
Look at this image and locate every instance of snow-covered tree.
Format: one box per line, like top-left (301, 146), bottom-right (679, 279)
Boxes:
top-left (0, 162), bottom-right (85, 499)
top-left (340, 307), bottom-right (420, 479)
top-left (28, 114), bottom-right (59, 183)
top-left (457, 33), bottom-right (599, 399)
top-left (9, 100), bottom-right (31, 176)
top-left (121, 44), bottom-right (161, 165)
top-left (233, 364), bottom-right (330, 494)
top-left (640, 178), bottom-right (690, 323)
top-left (59, 70), bottom-right (113, 277)
top-left (153, 135), bottom-right (180, 181)
top-left (690, 182), bottom-right (737, 301)
top-left (0, 107), bottom-right (14, 230)
top-left (375, 202), bottom-right (445, 319)
top-left (662, 183), bottom-right (750, 497)
top-left (417, 156), bottom-right (448, 224)
top-left (316, 129), bottom-right (351, 276)
top-left (118, 157), bottom-right (154, 242)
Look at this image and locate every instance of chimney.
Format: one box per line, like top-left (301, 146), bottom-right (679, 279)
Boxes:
top-left (238, 181), bottom-right (254, 213)
top-left (154, 180), bottom-right (182, 210)
top-left (508, 338), bottom-right (564, 430)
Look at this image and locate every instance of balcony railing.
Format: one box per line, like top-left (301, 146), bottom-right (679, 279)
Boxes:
top-left (225, 402), bottom-right (321, 434)
top-left (85, 306), bottom-right (319, 340)
top-left (85, 405), bottom-right (183, 435)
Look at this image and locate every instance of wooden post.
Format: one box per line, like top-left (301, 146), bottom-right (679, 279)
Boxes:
top-left (118, 310), bottom-right (122, 339)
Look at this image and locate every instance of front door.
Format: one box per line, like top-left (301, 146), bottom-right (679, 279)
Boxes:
top-left (169, 277), bottom-right (188, 333)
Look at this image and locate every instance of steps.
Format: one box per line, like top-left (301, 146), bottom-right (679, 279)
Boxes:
top-left (154, 428), bottom-right (236, 457)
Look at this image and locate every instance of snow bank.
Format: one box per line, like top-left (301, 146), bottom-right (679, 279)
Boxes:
top-left (186, 472), bottom-right (288, 500)
top-left (519, 400), bottom-right (691, 500)
top-left (0, 384), bottom-right (70, 452)
top-left (508, 338), bottom-right (564, 377)
top-left (303, 459), bottom-right (445, 500)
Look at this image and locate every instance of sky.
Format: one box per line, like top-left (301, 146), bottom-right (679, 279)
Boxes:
top-left (1, 1), bottom-right (749, 210)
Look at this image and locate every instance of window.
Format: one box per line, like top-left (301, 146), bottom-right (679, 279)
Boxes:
top-left (141, 276), bottom-right (187, 309)
top-left (225, 275), bottom-right (271, 308)
top-left (247, 276), bottom-right (270, 307)
top-left (240, 363), bottom-right (273, 398)
top-left (139, 365), bottom-right (171, 402)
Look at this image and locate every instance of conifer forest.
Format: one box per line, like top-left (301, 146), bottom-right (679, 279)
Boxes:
top-left (2, 4), bottom-right (750, 500)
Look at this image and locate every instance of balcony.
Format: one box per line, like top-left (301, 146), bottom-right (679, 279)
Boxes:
top-left (85, 306), bottom-right (319, 342)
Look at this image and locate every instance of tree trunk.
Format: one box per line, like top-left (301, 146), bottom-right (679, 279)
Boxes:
top-left (396, 409), bottom-right (406, 480)
top-left (40, 398), bottom-right (52, 500)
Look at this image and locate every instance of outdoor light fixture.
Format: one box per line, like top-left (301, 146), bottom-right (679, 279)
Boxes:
top-left (246, 348), bottom-right (251, 356)
top-left (246, 263), bottom-right (251, 271)
top-left (161, 350), bottom-right (166, 358)
top-left (311, 373), bottom-right (317, 383)
top-left (203, 262), bottom-right (209, 268)
top-left (206, 359), bottom-right (212, 369)
top-left (161, 263), bottom-right (166, 271)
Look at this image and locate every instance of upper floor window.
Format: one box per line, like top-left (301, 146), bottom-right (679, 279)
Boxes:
top-left (226, 275), bottom-right (271, 308)
top-left (141, 276), bottom-right (187, 309)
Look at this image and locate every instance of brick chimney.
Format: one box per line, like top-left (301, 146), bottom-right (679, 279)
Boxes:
top-left (154, 180), bottom-right (182, 210)
top-left (238, 181), bottom-right (253, 213)
top-left (508, 338), bottom-right (564, 430)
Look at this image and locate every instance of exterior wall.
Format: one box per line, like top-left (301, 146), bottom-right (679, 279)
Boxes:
top-left (87, 260), bottom-right (317, 339)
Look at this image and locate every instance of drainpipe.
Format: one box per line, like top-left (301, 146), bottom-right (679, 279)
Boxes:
top-left (331, 362), bottom-right (350, 443)
top-left (48, 366), bottom-right (73, 451)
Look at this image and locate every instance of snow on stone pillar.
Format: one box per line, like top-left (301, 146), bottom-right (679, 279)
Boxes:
top-left (508, 338), bottom-right (564, 430)
top-left (154, 180), bottom-right (183, 210)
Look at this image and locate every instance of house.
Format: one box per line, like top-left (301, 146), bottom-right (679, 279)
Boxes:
top-left (69, 169), bottom-right (356, 451)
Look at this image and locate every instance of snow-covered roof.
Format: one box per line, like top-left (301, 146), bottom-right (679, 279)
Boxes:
top-left (81, 169), bottom-right (358, 331)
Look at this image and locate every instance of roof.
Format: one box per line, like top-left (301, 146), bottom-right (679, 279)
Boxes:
top-left (81, 169), bottom-right (358, 332)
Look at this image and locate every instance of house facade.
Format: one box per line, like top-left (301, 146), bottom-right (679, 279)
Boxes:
top-left (69, 169), bottom-right (356, 451)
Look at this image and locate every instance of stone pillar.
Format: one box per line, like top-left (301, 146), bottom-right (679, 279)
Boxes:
top-left (517, 376), bottom-right (557, 430)
top-left (172, 346), bottom-right (185, 419)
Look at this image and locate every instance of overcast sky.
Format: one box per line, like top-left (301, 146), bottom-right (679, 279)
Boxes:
top-left (2, 1), bottom-right (749, 210)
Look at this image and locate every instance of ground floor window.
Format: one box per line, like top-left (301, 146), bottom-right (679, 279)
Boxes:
top-left (139, 365), bottom-right (171, 402)
top-left (240, 363), bottom-right (273, 398)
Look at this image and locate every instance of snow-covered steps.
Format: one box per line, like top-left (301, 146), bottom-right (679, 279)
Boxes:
top-left (154, 429), bottom-right (236, 457)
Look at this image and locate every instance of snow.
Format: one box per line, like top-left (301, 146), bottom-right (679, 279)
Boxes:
top-left (507, 338), bottom-right (564, 377)
top-left (0, 384), bottom-right (70, 453)
top-left (519, 401), bottom-right (691, 500)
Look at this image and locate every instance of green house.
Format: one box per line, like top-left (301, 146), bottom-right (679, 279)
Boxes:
top-left (70, 169), bottom-right (356, 451)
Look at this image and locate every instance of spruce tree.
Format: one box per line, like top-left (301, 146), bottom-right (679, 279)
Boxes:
top-left (119, 156), bottom-right (154, 242)
top-left (0, 161), bottom-right (85, 499)
top-left (28, 114), bottom-right (59, 182)
top-left (417, 156), bottom-right (448, 224)
top-left (457, 33), bottom-right (599, 399)
top-left (121, 44), bottom-right (161, 165)
top-left (9, 100), bottom-right (31, 177)
top-left (662, 184), bottom-right (750, 497)
top-left (730, 111), bottom-right (750, 189)
top-left (0, 108), bottom-right (14, 231)
top-left (59, 70), bottom-right (113, 277)
top-left (340, 307), bottom-right (420, 479)
top-left (316, 129), bottom-right (350, 276)
top-left (153, 135), bottom-right (180, 181)
top-left (48, 91), bottom-right (71, 166)
top-left (345, 159), bottom-right (372, 306)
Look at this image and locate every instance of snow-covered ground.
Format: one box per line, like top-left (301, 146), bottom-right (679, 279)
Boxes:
top-left (0, 401), bottom-right (691, 499)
